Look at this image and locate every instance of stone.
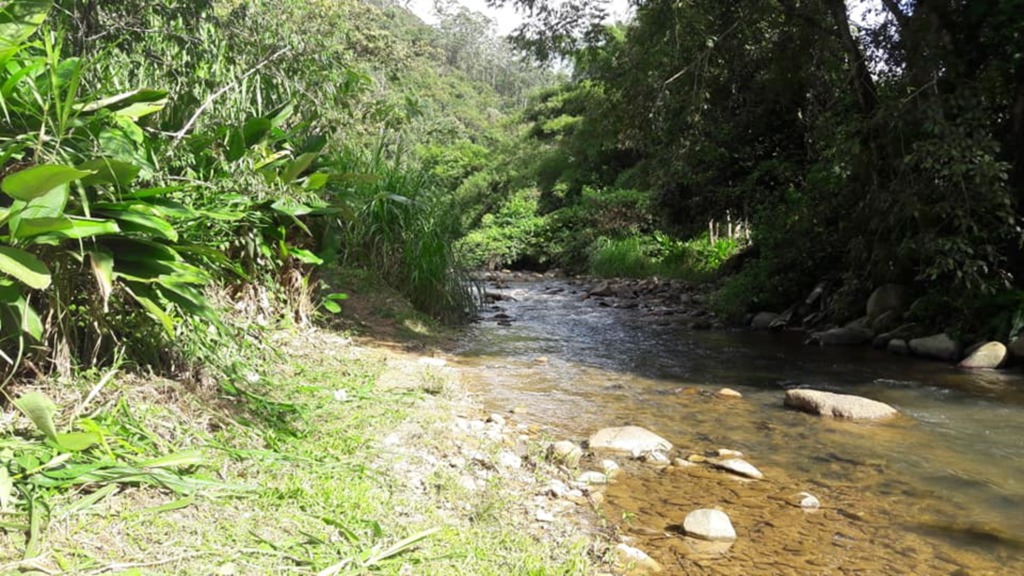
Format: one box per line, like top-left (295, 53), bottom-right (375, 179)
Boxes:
top-left (797, 492), bottom-right (821, 509)
top-left (716, 448), bottom-right (744, 458)
top-left (909, 333), bottom-right (963, 362)
top-left (714, 458), bottom-right (764, 480)
top-left (549, 441), bottom-right (582, 467)
top-left (867, 284), bottom-right (909, 320)
top-left (716, 388), bottom-right (743, 399)
top-left (958, 341), bottom-right (1007, 369)
top-left (497, 451), bottom-right (521, 469)
top-left (544, 479), bottom-right (570, 498)
top-left (535, 510), bottom-right (555, 522)
top-left (888, 338), bottom-right (910, 355)
top-left (750, 312), bottom-right (780, 330)
top-left (487, 413), bottom-right (506, 427)
top-left (612, 543), bottom-right (663, 574)
top-left (641, 450), bottom-right (671, 465)
top-left (784, 389), bottom-right (899, 420)
top-left (683, 509), bottom-right (737, 541)
top-left (601, 459), bottom-right (622, 479)
top-left (576, 471), bottom-right (609, 485)
top-left (871, 309), bottom-right (902, 333)
top-left (589, 282), bottom-right (614, 297)
top-left (807, 326), bottom-right (873, 346)
top-left (588, 426), bottom-right (673, 454)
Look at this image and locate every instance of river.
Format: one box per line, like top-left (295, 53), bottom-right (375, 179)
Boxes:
top-left (454, 280), bottom-right (1024, 575)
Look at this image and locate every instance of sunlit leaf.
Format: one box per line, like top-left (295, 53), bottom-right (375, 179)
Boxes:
top-left (0, 246), bottom-right (50, 289)
top-left (1, 165), bottom-right (91, 201)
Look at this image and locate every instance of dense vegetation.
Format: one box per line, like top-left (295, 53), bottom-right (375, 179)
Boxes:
top-left (457, 0), bottom-right (1024, 341)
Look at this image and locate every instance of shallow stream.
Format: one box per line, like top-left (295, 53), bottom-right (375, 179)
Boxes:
top-left (455, 281), bottom-right (1024, 575)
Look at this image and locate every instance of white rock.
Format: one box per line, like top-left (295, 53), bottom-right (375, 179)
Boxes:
top-left (683, 509), bottom-right (737, 541)
top-left (497, 451), bottom-right (522, 469)
top-left (589, 426), bottom-right (672, 454)
top-left (612, 543), bottom-right (663, 573)
top-left (784, 389), bottom-right (899, 420)
top-left (544, 480), bottom-right (570, 498)
top-left (576, 471), bottom-right (609, 485)
top-left (641, 450), bottom-right (671, 465)
top-left (487, 413), bottom-right (506, 426)
top-left (798, 492), bottom-right (820, 509)
top-left (549, 441), bottom-right (583, 467)
top-left (456, 475), bottom-right (478, 491)
top-left (717, 448), bottom-right (744, 458)
top-left (714, 458), bottom-right (764, 480)
top-left (717, 388), bottom-right (743, 398)
top-left (535, 510), bottom-right (555, 522)
top-left (958, 341), bottom-right (1007, 369)
top-left (601, 459), bottom-right (623, 479)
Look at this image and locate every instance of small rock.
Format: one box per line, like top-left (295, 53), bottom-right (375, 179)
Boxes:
top-left (797, 491), bottom-right (821, 509)
top-left (714, 458), bottom-right (764, 479)
top-left (534, 356), bottom-right (549, 365)
top-left (487, 413), bottom-right (506, 427)
top-left (716, 388), bottom-right (743, 398)
top-left (683, 509), bottom-right (737, 541)
top-left (784, 389), bottom-right (899, 420)
top-left (958, 341), bottom-right (1007, 369)
top-left (456, 475), bottom-right (478, 491)
top-left (544, 480), bottom-right (570, 498)
top-left (888, 338), bottom-right (910, 355)
top-left (497, 451), bottom-right (521, 469)
top-left (549, 441), bottom-right (583, 467)
top-left (601, 459), bottom-right (623, 479)
top-left (535, 510), bottom-right (555, 522)
top-left (672, 458), bottom-right (696, 468)
top-left (577, 471), bottom-right (609, 485)
top-left (612, 543), bottom-right (663, 574)
top-left (909, 333), bottom-right (963, 362)
top-left (717, 448), bottom-right (744, 458)
top-left (590, 492), bottom-right (605, 505)
top-left (686, 454), bottom-right (707, 463)
top-left (511, 405), bottom-right (527, 414)
top-left (589, 426), bottom-right (673, 454)
top-left (641, 450), bottom-right (671, 465)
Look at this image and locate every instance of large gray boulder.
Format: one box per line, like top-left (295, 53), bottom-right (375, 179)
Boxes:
top-left (784, 389), bottom-right (899, 420)
top-left (807, 326), bottom-right (873, 346)
top-left (589, 426), bottom-right (672, 454)
top-left (683, 509), bottom-right (737, 541)
top-left (958, 342), bottom-right (1007, 369)
top-left (867, 284), bottom-right (909, 320)
top-left (909, 333), bottom-right (963, 362)
top-left (750, 312), bottom-right (780, 330)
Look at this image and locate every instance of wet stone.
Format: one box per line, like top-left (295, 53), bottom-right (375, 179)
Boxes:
top-left (714, 458), bottom-right (764, 480)
top-left (683, 509), bottom-right (737, 541)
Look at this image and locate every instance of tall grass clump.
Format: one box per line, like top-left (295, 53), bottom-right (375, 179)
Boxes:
top-left (334, 144), bottom-right (475, 323)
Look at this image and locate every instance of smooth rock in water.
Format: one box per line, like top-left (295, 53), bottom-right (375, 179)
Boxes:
top-left (589, 426), bottom-right (673, 454)
top-left (714, 458), bottom-right (764, 480)
top-left (784, 389), bottom-right (899, 420)
top-left (549, 441), bottom-right (582, 467)
top-left (716, 388), bottom-right (743, 399)
top-left (797, 491), bottom-right (821, 509)
top-left (958, 341), bottom-right (1007, 369)
top-left (641, 450), bottom-right (671, 465)
top-left (807, 326), bottom-right (873, 346)
top-left (602, 459), bottom-right (623, 479)
top-left (612, 543), bottom-right (663, 574)
top-left (717, 448), bottom-right (744, 458)
top-left (672, 458), bottom-right (696, 468)
top-left (888, 338), bottom-right (910, 355)
top-left (867, 284), bottom-right (909, 320)
top-left (909, 333), bottom-right (963, 362)
top-left (577, 471), bottom-right (609, 485)
top-left (683, 509), bottom-right (737, 542)
top-left (750, 311), bottom-right (780, 330)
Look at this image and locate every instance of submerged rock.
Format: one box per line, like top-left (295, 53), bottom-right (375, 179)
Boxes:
top-left (612, 543), bottom-right (663, 574)
top-left (714, 458), bottom-right (764, 480)
top-left (958, 341), bottom-right (1007, 369)
top-left (807, 326), bottom-right (873, 346)
top-left (887, 338), bottom-right (910, 355)
top-left (784, 389), bottom-right (899, 420)
top-left (589, 426), bottom-right (673, 454)
top-left (797, 492), bottom-right (821, 510)
top-left (909, 333), bottom-right (963, 362)
top-left (683, 509), bottom-right (737, 541)
top-left (716, 388), bottom-right (743, 399)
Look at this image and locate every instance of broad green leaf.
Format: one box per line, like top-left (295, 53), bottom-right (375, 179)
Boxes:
top-left (89, 250), bottom-right (114, 312)
top-left (271, 197), bottom-right (313, 217)
top-left (113, 98), bottom-right (167, 120)
top-left (55, 432), bottom-right (99, 452)
top-left (124, 284), bottom-right (174, 337)
top-left (0, 246), bottom-right (50, 289)
top-left (13, 216), bottom-right (120, 241)
top-left (125, 186), bottom-right (184, 199)
top-left (287, 247), bottom-right (323, 265)
top-left (322, 300), bottom-right (342, 314)
top-left (78, 158), bottom-right (141, 188)
top-left (243, 117), bottom-right (272, 147)
top-left (13, 391), bottom-right (58, 441)
top-left (101, 238), bottom-right (181, 262)
top-left (75, 88), bottom-right (168, 114)
top-left (7, 183), bottom-right (70, 236)
top-left (104, 211), bottom-right (178, 242)
top-left (305, 172), bottom-right (329, 190)
top-left (1, 164), bottom-right (91, 201)
top-left (0, 0), bottom-right (51, 48)
top-left (281, 152), bottom-right (318, 183)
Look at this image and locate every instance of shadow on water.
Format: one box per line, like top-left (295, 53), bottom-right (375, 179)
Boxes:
top-left (455, 281), bottom-right (1024, 575)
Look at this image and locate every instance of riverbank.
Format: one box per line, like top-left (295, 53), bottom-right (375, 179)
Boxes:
top-left (1, 323), bottom-right (624, 574)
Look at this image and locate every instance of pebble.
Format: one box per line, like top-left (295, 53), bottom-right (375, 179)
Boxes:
top-left (601, 459), bottom-right (623, 479)
top-left (535, 509), bottom-right (555, 522)
top-left (717, 388), bottom-right (743, 398)
top-left (683, 509), bottom-right (737, 541)
top-left (497, 451), bottom-right (522, 469)
top-left (717, 448), bottom-right (744, 458)
top-left (798, 491), bottom-right (821, 509)
top-left (612, 543), bottom-right (663, 574)
top-left (714, 458), bottom-right (764, 480)
top-left (487, 413), bottom-right (506, 427)
top-left (550, 440), bottom-right (583, 467)
top-left (456, 475), bottom-right (478, 491)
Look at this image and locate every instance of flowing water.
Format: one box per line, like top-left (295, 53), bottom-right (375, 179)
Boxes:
top-left (455, 281), bottom-right (1024, 575)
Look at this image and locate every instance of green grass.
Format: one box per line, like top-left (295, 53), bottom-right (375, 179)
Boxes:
top-left (1, 329), bottom-right (596, 575)
top-left (588, 234), bottom-right (744, 280)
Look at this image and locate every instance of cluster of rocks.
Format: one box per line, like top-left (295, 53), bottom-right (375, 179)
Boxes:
top-left (755, 283), bottom-right (1024, 369)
